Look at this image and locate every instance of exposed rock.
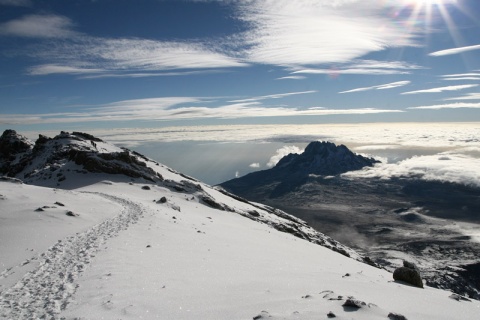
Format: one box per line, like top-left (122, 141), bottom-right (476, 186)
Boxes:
top-left (200, 194), bottom-right (225, 211)
top-left (388, 312), bottom-right (408, 320)
top-left (142, 186), bottom-right (151, 190)
top-left (66, 211), bottom-right (79, 217)
top-left (157, 196), bottom-right (167, 204)
top-left (342, 298), bottom-right (366, 308)
top-left (449, 293), bottom-right (471, 302)
top-left (54, 201), bottom-right (65, 207)
top-left (393, 261), bottom-right (424, 288)
top-left (327, 311), bottom-right (336, 318)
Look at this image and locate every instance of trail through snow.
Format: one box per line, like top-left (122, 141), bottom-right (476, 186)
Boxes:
top-left (0, 192), bottom-right (145, 319)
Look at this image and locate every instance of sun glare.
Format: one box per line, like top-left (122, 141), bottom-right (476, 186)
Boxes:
top-left (397, 0), bottom-right (462, 45)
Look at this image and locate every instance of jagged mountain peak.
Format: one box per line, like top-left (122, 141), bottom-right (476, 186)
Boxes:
top-left (275, 140), bottom-right (379, 175)
top-left (220, 141), bottom-right (380, 198)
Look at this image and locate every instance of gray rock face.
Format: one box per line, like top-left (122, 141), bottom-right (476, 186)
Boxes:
top-left (393, 261), bottom-right (424, 288)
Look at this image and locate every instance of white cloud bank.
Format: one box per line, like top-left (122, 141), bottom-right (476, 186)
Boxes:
top-left (343, 153), bottom-right (480, 187)
top-left (267, 146), bottom-right (304, 168)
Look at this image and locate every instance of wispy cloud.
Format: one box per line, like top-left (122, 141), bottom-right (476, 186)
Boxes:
top-left (28, 64), bottom-right (105, 75)
top-left (402, 84), bottom-right (478, 95)
top-left (0, 14), bottom-right (75, 38)
top-left (236, 1), bottom-right (418, 66)
top-left (408, 102), bottom-right (480, 110)
top-left (444, 93), bottom-right (480, 101)
top-left (339, 81), bottom-right (410, 94)
top-left (429, 44), bottom-right (480, 57)
top-left (292, 60), bottom-right (422, 76)
top-left (2, 14), bottom-right (247, 77)
top-left (275, 76), bottom-right (306, 80)
top-left (249, 163), bottom-right (260, 168)
top-left (0, 96), bottom-right (402, 125)
top-left (3, 1), bottom-right (424, 78)
top-left (27, 38), bottom-right (247, 75)
top-left (440, 73), bottom-right (480, 82)
top-left (229, 90), bottom-right (316, 103)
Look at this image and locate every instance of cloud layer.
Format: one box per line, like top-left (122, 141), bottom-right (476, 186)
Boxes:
top-left (344, 153), bottom-right (480, 187)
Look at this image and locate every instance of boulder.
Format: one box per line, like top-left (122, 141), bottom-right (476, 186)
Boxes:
top-left (393, 260), bottom-right (423, 288)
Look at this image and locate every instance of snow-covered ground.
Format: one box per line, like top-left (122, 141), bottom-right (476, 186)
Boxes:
top-left (1, 178), bottom-right (479, 319)
top-left (1, 130), bottom-right (480, 319)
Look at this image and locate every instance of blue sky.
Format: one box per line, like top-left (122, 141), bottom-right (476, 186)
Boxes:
top-left (1, 0), bottom-right (480, 132)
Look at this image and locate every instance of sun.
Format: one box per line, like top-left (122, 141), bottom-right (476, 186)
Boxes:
top-left (397, 0), bottom-right (460, 31)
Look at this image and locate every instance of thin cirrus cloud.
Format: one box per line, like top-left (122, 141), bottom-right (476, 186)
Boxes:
top-left (292, 60), bottom-right (423, 76)
top-left (440, 73), bottom-right (480, 81)
top-left (236, 0), bottom-right (418, 66)
top-left (229, 90), bottom-right (316, 103)
top-left (0, 95), bottom-right (403, 125)
top-left (401, 84), bottom-right (479, 95)
top-left (339, 81), bottom-right (411, 94)
top-left (0, 14), bottom-right (75, 38)
top-left (1, 14), bottom-right (247, 76)
top-left (444, 93), bottom-right (480, 101)
top-left (28, 64), bottom-right (105, 76)
top-left (2, 1), bottom-right (423, 77)
top-left (27, 38), bottom-right (248, 75)
top-left (408, 102), bottom-right (480, 110)
top-left (429, 44), bottom-right (480, 57)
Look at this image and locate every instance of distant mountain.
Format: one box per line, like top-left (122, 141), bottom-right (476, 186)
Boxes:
top-left (221, 141), bottom-right (379, 198)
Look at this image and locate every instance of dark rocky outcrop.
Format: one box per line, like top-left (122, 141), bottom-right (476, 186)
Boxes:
top-left (393, 261), bottom-right (424, 288)
top-left (388, 313), bottom-right (408, 320)
top-left (342, 298), bottom-right (366, 309)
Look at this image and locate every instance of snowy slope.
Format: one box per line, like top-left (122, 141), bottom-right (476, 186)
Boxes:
top-left (1, 131), bottom-right (480, 319)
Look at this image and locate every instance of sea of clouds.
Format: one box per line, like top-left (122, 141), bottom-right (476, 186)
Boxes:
top-left (24, 122), bottom-right (480, 186)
